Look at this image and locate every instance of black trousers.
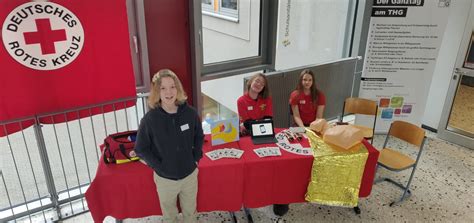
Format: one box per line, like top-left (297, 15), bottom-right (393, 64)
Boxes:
top-left (273, 204), bottom-right (289, 216)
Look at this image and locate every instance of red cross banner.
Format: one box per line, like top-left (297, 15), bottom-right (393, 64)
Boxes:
top-left (0, 0), bottom-right (136, 136)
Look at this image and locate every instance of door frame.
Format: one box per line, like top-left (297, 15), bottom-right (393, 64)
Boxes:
top-left (437, 5), bottom-right (474, 149)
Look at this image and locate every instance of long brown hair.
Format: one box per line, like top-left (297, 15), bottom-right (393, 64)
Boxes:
top-left (148, 69), bottom-right (187, 109)
top-left (296, 69), bottom-right (318, 104)
top-left (246, 73), bottom-right (270, 98)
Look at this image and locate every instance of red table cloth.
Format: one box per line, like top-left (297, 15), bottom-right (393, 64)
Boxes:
top-left (239, 134), bottom-right (314, 207)
top-left (85, 130), bottom-right (379, 222)
top-left (239, 129), bottom-right (379, 208)
top-left (85, 135), bottom-right (243, 222)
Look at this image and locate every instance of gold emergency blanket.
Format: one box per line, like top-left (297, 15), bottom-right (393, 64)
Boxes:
top-left (304, 129), bottom-right (368, 207)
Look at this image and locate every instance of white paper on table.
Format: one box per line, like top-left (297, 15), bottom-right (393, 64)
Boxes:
top-left (265, 147), bottom-right (282, 156)
top-left (205, 150), bottom-right (221, 161)
top-left (233, 149), bottom-right (244, 158)
top-left (207, 148), bottom-right (244, 160)
top-left (254, 147), bottom-right (281, 158)
top-left (222, 148), bottom-right (231, 158)
top-left (289, 127), bottom-right (306, 134)
top-left (253, 148), bottom-right (266, 158)
top-left (228, 148), bottom-right (244, 159)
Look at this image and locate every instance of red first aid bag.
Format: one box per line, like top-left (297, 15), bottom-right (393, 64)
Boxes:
top-left (102, 131), bottom-right (140, 164)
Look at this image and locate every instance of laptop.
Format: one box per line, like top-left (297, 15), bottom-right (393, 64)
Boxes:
top-left (250, 119), bottom-right (277, 145)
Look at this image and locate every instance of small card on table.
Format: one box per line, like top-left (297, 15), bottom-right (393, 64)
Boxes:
top-left (205, 148), bottom-right (244, 161)
top-left (253, 147), bottom-right (282, 158)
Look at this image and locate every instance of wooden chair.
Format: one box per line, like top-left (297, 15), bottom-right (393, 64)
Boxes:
top-left (376, 120), bottom-right (426, 206)
top-left (340, 97), bottom-right (378, 143)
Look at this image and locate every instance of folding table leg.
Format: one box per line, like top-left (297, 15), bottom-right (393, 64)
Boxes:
top-left (244, 207), bottom-right (254, 223)
top-left (353, 206), bottom-right (361, 215)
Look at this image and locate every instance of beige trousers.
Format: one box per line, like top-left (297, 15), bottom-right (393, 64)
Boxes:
top-left (154, 169), bottom-right (198, 223)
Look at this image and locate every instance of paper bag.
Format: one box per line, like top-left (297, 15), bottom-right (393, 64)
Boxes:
top-left (322, 125), bottom-right (363, 150)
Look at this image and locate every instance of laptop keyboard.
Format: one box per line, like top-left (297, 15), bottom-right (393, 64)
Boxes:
top-left (252, 137), bottom-right (277, 145)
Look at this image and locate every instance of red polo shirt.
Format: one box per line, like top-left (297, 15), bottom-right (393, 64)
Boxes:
top-left (289, 90), bottom-right (326, 125)
top-left (237, 93), bottom-right (273, 124)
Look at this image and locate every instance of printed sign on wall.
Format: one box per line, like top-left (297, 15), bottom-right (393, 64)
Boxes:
top-left (358, 0), bottom-right (450, 132)
top-left (2, 2), bottom-right (85, 70)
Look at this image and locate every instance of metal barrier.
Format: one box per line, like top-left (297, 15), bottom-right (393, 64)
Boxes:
top-left (0, 93), bottom-right (149, 222)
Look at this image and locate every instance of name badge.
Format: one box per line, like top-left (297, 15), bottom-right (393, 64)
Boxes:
top-left (248, 106), bottom-right (253, 111)
top-left (181, 124), bottom-right (189, 131)
top-left (299, 100), bottom-right (306, 104)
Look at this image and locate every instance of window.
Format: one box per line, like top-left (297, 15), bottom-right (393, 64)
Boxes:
top-left (463, 32), bottom-right (474, 69)
top-left (222, 0), bottom-right (237, 10)
top-left (126, 0), bottom-right (150, 93)
top-left (200, 0), bottom-right (275, 75)
top-left (202, 0), bottom-right (239, 22)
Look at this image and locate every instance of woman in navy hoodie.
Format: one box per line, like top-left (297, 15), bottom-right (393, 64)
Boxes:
top-left (135, 69), bottom-right (204, 223)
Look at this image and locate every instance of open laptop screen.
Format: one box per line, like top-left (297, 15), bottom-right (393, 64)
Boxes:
top-left (251, 121), bottom-right (274, 137)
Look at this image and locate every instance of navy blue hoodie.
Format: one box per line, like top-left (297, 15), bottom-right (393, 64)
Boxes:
top-left (134, 103), bottom-right (204, 180)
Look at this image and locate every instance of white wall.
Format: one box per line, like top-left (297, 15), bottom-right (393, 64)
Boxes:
top-left (201, 71), bottom-right (258, 113)
top-left (422, 0), bottom-right (472, 129)
top-left (274, 0), bottom-right (352, 70)
top-left (202, 0), bottom-right (260, 64)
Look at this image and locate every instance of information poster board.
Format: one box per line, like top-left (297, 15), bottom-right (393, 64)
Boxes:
top-left (359, 0), bottom-right (451, 132)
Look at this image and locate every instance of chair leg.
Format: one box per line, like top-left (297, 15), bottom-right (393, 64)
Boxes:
top-left (390, 184), bottom-right (412, 207)
top-left (375, 177), bottom-right (405, 188)
top-left (375, 177), bottom-right (413, 205)
top-left (229, 212), bottom-right (238, 223)
top-left (390, 166), bottom-right (418, 206)
top-left (374, 163), bottom-right (415, 206)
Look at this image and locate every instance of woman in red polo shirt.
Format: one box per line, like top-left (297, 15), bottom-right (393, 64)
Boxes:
top-left (289, 69), bottom-right (326, 127)
top-left (237, 72), bottom-right (280, 222)
top-left (237, 73), bottom-right (273, 135)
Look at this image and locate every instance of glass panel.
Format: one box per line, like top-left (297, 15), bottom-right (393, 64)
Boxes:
top-left (201, 94), bottom-right (238, 134)
top-left (221, 0), bottom-right (238, 10)
top-left (202, 0), bottom-right (212, 5)
top-left (462, 32), bottom-right (474, 69)
top-left (202, 0), bottom-right (259, 64)
top-left (447, 75), bottom-right (474, 137)
top-left (200, 71), bottom-right (261, 133)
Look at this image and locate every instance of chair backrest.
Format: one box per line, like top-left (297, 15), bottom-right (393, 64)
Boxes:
top-left (288, 104), bottom-right (294, 127)
top-left (343, 97), bottom-right (378, 116)
top-left (388, 120), bottom-right (425, 147)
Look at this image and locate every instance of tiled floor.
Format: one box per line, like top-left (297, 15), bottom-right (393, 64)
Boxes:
top-left (61, 132), bottom-right (474, 223)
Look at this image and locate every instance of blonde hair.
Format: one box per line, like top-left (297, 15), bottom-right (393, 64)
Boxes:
top-left (148, 69), bottom-right (187, 109)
